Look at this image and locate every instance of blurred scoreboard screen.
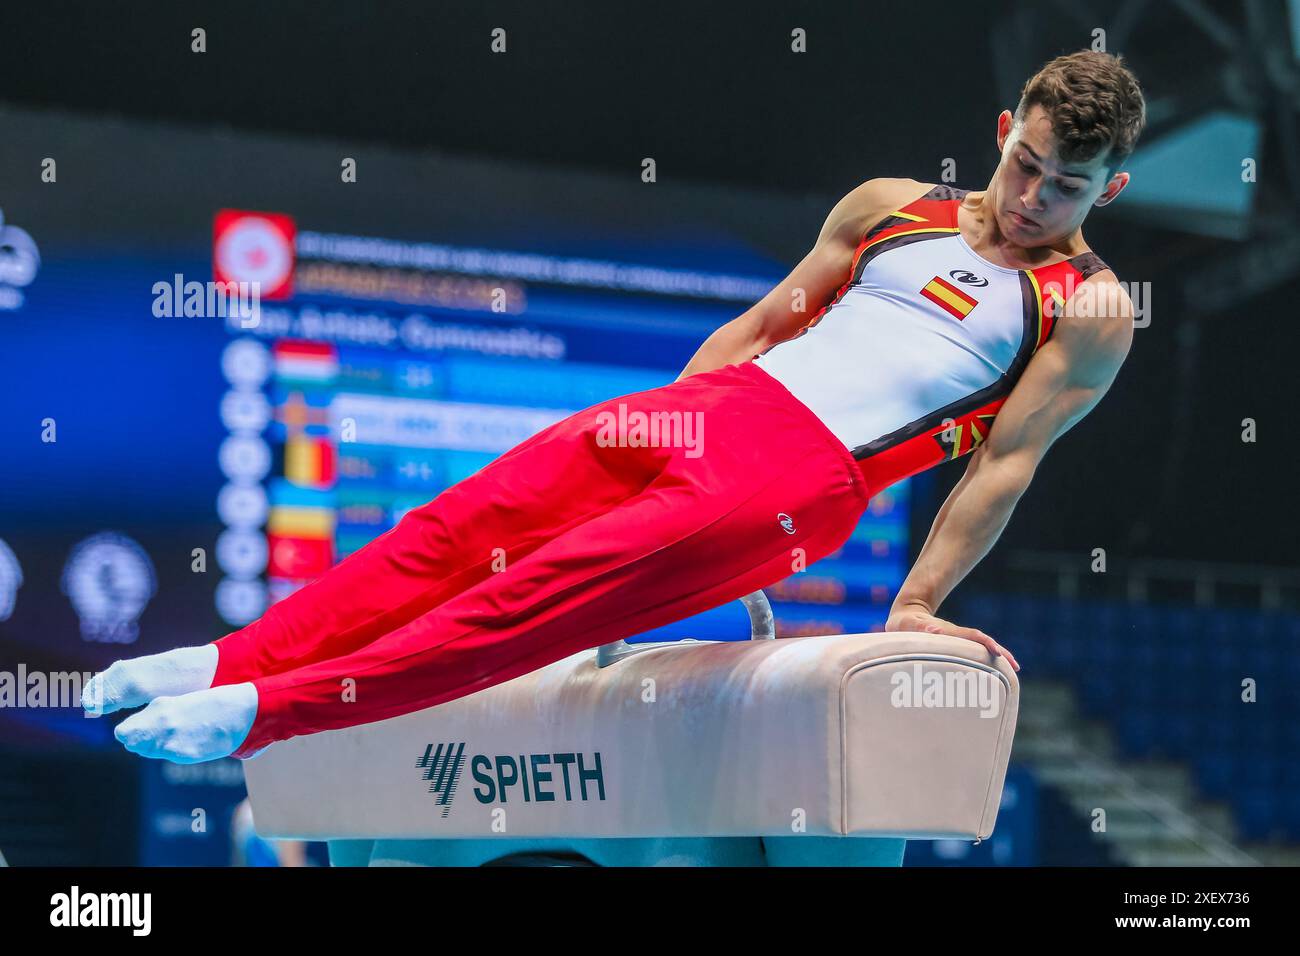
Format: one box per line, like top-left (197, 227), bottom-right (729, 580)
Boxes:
top-left (212, 211), bottom-right (913, 639)
top-left (0, 108), bottom-right (912, 750)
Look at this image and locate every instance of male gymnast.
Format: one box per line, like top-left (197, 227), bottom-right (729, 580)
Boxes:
top-left (87, 50), bottom-right (1145, 763)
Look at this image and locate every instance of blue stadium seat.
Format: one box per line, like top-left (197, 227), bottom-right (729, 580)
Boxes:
top-left (1161, 708), bottom-right (1199, 758)
top-left (1116, 712), bottom-right (1160, 758)
top-left (1159, 606), bottom-right (1202, 645)
top-left (979, 594), bottom-right (1298, 848)
top-left (1003, 595), bottom-right (1052, 648)
top-left (1194, 754), bottom-right (1235, 800)
top-left (1077, 670), bottom-right (1120, 716)
top-left (1284, 794), bottom-right (1300, 842)
top-left (1280, 721), bottom-right (1300, 756)
top-left (1115, 661), bottom-right (1159, 706)
top-left (1233, 789), bottom-right (1280, 842)
top-left (1233, 751), bottom-right (1282, 788)
top-left (958, 593), bottom-right (1004, 626)
top-left (1201, 718), bottom-right (1238, 753)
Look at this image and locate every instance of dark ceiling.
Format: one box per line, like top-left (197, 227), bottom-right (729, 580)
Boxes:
top-left (1, 1), bottom-right (1080, 194)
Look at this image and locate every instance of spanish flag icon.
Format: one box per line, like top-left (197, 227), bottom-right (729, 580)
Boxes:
top-left (285, 436), bottom-right (337, 489)
top-left (920, 275), bottom-right (979, 320)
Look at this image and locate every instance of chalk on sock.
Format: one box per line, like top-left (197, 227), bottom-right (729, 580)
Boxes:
top-left (82, 644), bottom-right (219, 715)
top-left (114, 683), bottom-right (258, 764)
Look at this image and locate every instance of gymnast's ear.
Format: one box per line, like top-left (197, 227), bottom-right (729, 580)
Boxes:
top-left (1093, 171), bottom-right (1130, 207)
top-left (995, 109), bottom-right (1016, 154)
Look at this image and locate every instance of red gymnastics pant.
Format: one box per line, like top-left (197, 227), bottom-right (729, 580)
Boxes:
top-left (213, 360), bottom-right (874, 757)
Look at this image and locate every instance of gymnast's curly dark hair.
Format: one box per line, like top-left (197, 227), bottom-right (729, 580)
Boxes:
top-left (1016, 50), bottom-right (1147, 169)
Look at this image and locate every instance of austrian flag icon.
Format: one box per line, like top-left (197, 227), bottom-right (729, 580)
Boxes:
top-left (213, 210), bottom-right (296, 300)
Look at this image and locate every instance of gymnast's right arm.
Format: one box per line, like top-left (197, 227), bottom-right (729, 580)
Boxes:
top-left (675, 179), bottom-right (904, 381)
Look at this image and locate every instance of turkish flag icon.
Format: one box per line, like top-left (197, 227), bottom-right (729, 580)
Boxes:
top-left (213, 210), bottom-right (296, 300)
top-left (266, 533), bottom-right (333, 578)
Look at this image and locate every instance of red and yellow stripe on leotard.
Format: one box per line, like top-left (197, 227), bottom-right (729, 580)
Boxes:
top-left (767, 197), bottom-right (965, 347)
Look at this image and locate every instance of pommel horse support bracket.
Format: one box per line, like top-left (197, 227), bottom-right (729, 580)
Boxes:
top-left (244, 604), bottom-right (1019, 867)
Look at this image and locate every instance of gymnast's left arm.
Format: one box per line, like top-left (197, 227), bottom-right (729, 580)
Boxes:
top-left (886, 276), bottom-right (1136, 669)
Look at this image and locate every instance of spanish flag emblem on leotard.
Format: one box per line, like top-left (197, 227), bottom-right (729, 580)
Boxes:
top-left (920, 275), bottom-right (979, 320)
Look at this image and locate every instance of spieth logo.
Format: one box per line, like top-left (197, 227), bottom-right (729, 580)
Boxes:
top-left (416, 743), bottom-right (467, 818)
top-left (416, 742), bottom-right (606, 817)
top-left (213, 210), bottom-right (296, 300)
top-left (0, 208), bottom-right (40, 311)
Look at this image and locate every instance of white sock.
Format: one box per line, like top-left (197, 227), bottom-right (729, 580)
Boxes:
top-left (82, 644), bottom-right (219, 715)
top-left (114, 683), bottom-right (258, 764)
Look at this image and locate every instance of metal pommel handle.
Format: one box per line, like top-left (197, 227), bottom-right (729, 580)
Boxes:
top-left (596, 589), bottom-right (773, 667)
top-left (739, 589), bottom-right (775, 640)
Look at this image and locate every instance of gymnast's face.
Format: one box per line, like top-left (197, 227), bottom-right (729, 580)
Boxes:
top-left (992, 104), bottom-right (1129, 245)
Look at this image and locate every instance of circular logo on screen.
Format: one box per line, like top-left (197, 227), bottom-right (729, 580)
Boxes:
top-left (216, 577), bottom-right (267, 627)
top-left (214, 216), bottom-right (293, 288)
top-left (60, 532), bottom-right (157, 644)
top-left (0, 538), bottom-right (23, 622)
top-left (0, 210), bottom-right (40, 289)
top-left (221, 338), bottom-right (272, 388)
top-left (217, 482), bottom-right (268, 529)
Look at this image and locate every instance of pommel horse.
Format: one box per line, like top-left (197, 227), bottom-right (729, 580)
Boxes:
top-left (244, 591), bottom-right (1018, 866)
